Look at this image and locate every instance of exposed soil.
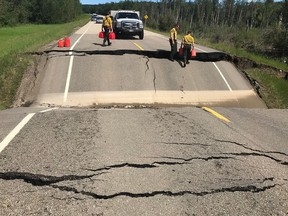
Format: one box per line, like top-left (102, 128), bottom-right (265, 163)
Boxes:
top-left (12, 42), bottom-right (55, 108)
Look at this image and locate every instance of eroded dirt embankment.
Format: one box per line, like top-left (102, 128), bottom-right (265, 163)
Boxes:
top-left (13, 49), bottom-right (288, 108)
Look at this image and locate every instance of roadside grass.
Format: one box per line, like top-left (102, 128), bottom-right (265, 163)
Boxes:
top-left (0, 14), bottom-right (90, 109)
top-left (246, 68), bottom-right (288, 109)
top-left (197, 38), bottom-right (288, 72)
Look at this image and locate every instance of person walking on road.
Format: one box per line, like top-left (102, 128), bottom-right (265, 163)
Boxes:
top-left (102, 12), bottom-right (113, 46)
top-left (169, 23), bottom-right (180, 61)
top-left (181, 31), bottom-right (195, 67)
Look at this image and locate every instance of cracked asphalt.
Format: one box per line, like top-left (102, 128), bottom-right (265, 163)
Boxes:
top-left (1, 21), bottom-right (287, 216)
top-left (0, 107), bottom-right (288, 215)
top-left (25, 21), bottom-right (266, 108)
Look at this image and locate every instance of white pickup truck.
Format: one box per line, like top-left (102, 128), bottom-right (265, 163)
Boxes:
top-left (110, 10), bottom-right (144, 39)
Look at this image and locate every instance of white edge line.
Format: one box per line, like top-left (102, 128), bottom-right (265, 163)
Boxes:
top-left (70, 23), bottom-right (92, 53)
top-left (64, 55), bottom-right (74, 104)
top-left (40, 107), bottom-right (59, 113)
top-left (160, 32), bottom-right (231, 91)
top-left (213, 62), bottom-right (232, 91)
top-left (64, 23), bottom-right (92, 104)
top-left (195, 47), bottom-right (207, 52)
top-left (0, 113), bottom-right (35, 153)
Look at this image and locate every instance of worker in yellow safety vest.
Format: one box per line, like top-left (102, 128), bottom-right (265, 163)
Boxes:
top-left (102, 12), bottom-right (113, 46)
top-left (181, 31), bottom-right (195, 67)
top-left (169, 23), bottom-right (180, 61)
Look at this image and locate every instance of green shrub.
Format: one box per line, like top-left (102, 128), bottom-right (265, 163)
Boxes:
top-left (246, 69), bottom-right (288, 109)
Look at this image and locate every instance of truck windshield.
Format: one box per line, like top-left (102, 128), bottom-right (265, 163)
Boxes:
top-left (117, 13), bottom-right (139, 19)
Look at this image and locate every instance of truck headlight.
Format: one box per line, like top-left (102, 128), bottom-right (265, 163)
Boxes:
top-left (139, 22), bottom-right (143, 28)
top-left (116, 21), bottom-right (121, 28)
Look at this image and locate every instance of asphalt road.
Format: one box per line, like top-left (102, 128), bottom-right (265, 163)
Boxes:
top-left (0, 21), bottom-right (287, 215)
top-left (35, 21), bottom-right (266, 108)
top-left (0, 107), bottom-right (288, 215)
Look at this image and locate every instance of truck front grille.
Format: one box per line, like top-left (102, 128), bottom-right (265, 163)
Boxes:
top-left (122, 21), bottom-right (138, 30)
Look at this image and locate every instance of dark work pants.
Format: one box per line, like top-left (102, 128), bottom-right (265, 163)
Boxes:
top-left (103, 26), bottom-right (110, 45)
top-left (170, 40), bottom-right (177, 60)
top-left (183, 44), bottom-right (191, 63)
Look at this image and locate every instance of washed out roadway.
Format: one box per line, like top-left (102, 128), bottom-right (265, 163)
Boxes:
top-left (35, 21), bottom-right (266, 108)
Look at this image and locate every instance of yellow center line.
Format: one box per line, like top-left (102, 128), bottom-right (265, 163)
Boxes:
top-left (133, 42), bottom-right (144, 50)
top-left (202, 107), bottom-right (231, 123)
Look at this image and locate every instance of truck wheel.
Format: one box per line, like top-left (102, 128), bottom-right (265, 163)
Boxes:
top-left (139, 31), bottom-right (144, 40)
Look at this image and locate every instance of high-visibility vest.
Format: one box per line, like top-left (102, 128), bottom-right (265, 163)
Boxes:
top-left (170, 27), bottom-right (178, 40)
top-left (183, 34), bottom-right (194, 45)
top-left (103, 16), bottom-right (112, 27)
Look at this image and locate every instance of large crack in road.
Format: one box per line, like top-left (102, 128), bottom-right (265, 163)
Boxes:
top-left (1, 134), bottom-right (286, 201)
top-left (1, 149), bottom-right (286, 199)
top-left (32, 49), bottom-right (233, 62)
top-left (215, 139), bottom-right (288, 157)
top-left (214, 139), bottom-right (288, 166)
top-left (51, 183), bottom-right (277, 200)
top-left (0, 171), bottom-right (105, 186)
top-left (0, 170), bottom-right (278, 200)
